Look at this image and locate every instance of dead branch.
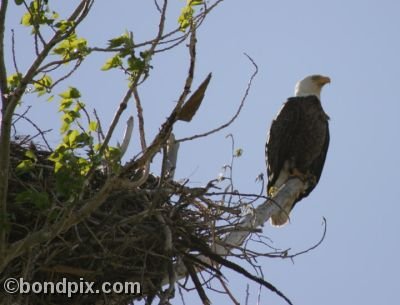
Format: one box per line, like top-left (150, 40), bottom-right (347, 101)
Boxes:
top-left (118, 116), bottom-right (134, 158)
top-left (177, 53), bottom-right (258, 143)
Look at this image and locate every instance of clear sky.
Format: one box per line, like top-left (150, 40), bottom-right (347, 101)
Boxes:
top-left (5, 1), bottom-right (400, 304)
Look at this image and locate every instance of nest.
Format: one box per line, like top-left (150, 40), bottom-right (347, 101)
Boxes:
top-left (2, 140), bottom-right (244, 305)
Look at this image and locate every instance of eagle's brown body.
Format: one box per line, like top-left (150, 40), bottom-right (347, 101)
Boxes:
top-left (266, 95), bottom-right (330, 226)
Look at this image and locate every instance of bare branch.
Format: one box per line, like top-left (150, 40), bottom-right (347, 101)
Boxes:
top-left (13, 112), bottom-right (53, 151)
top-left (218, 277), bottom-right (240, 305)
top-left (11, 29), bottom-right (19, 75)
top-left (166, 178), bottom-right (306, 305)
top-left (283, 217), bottom-right (327, 260)
top-left (92, 0), bottom-right (168, 173)
top-left (118, 116), bottom-right (134, 158)
top-left (133, 88), bottom-right (147, 150)
top-left (123, 21), bottom-right (197, 172)
top-left (165, 132), bottom-right (180, 180)
top-left (156, 211), bottom-right (176, 304)
top-left (0, 0), bottom-right (9, 256)
top-left (0, 0), bottom-right (9, 102)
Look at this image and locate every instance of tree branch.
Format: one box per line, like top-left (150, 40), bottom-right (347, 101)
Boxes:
top-left (0, 0), bottom-right (8, 258)
top-left (118, 116), bottom-right (134, 158)
top-left (133, 88), bottom-right (147, 150)
top-left (122, 21), bottom-right (197, 173)
top-left (0, 0), bottom-right (8, 102)
top-left (0, 0), bottom-right (93, 258)
top-left (166, 178), bottom-right (307, 304)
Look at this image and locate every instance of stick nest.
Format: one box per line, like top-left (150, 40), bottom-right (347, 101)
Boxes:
top-left (3, 140), bottom-right (244, 305)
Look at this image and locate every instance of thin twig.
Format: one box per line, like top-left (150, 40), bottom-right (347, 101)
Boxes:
top-left (284, 217), bottom-right (327, 260)
top-left (93, 109), bottom-right (105, 141)
top-left (133, 88), bottom-right (147, 150)
top-left (11, 29), bottom-right (19, 75)
top-left (122, 8), bottom-right (196, 172)
top-left (0, 0), bottom-right (9, 101)
top-left (218, 276), bottom-right (240, 305)
top-left (13, 112), bottom-right (53, 151)
top-left (177, 53), bottom-right (258, 143)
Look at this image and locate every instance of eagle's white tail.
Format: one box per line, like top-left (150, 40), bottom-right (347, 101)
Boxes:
top-left (270, 200), bottom-right (294, 227)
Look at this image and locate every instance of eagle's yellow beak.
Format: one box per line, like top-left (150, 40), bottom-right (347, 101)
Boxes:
top-left (317, 75), bottom-right (331, 85)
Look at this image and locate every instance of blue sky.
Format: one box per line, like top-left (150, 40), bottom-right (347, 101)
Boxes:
top-left (5, 1), bottom-right (400, 304)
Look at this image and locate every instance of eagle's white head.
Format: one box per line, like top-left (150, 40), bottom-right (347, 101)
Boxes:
top-left (294, 74), bottom-right (331, 100)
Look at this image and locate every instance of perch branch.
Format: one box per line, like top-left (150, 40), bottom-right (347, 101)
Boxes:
top-left (166, 178), bottom-right (306, 305)
top-left (219, 178), bottom-right (305, 250)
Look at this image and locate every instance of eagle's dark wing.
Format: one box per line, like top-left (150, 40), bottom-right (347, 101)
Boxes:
top-left (265, 98), bottom-right (302, 194)
top-left (266, 96), bottom-right (330, 206)
top-left (300, 120), bottom-right (329, 200)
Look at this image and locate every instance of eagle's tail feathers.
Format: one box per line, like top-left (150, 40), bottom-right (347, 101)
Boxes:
top-left (270, 201), bottom-right (294, 227)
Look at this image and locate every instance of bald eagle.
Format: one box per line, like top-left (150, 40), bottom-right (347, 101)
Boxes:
top-left (266, 75), bottom-right (331, 226)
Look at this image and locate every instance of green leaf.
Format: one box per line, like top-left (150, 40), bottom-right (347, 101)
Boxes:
top-left (54, 161), bottom-right (63, 173)
top-left (16, 160), bottom-right (34, 172)
top-left (68, 130), bottom-right (79, 147)
top-left (74, 101), bottom-right (85, 112)
top-left (60, 121), bottom-right (70, 134)
top-left (127, 56), bottom-right (145, 73)
top-left (107, 32), bottom-right (131, 48)
top-left (7, 73), bottom-right (23, 90)
top-left (20, 0), bottom-right (59, 30)
top-left (25, 150), bottom-right (38, 161)
top-left (101, 55), bottom-right (122, 71)
top-left (59, 99), bottom-right (73, 111)
top-left (21, 12), bottom-right (32, 26)
top-left (54, 20), bottom-right (74, 32)
top-left (53, 34), bottom-right (89, 60)
top-left (15, 0), bottom-right (24, 5)
top-left (77, 157), bottom-right (91, 175)
top-left (178, 5), bottom-right (194, 31)
top-left (89, 121), bottom-right (98, 132)
top-left (48, 151), bottom-right (60, 162)
top-left (34, 75), bottom-right (53, 96)
top-left (105, 146), bottom-right (122, 162)
top-left (59, 87), bottom-right (81, 99)
top-left (94, 143), bottom-right (101, 152)
top-left (178, 1), bottom-right (204, 31)
top-left (191, 0), bottom-right (204, 5)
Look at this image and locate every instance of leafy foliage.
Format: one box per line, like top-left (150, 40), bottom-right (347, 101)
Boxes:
top-left (178, 0), bottom-right (204, 31)
top-left (20, 0), bottom-right (59, 31)
top-left (101, 31), bottom-right (152, 80)
top-left (7, 73), bottom-right (23, 91)
top-left (44, 87), bottom-right (96, 198)
top-left (33, 75), bottom-right (52, 96)
top-left (53, 33), bottom-right (89, 60)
